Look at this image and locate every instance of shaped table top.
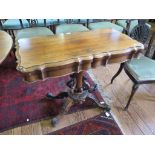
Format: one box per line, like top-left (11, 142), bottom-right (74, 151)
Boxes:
top-left (0, 30), bottom-right (13, 64)
top-left (16, 29), bottom-right (144, 82)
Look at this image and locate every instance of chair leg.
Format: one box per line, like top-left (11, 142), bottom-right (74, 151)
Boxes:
top-left (111, 63), bottom-right (125, 84)
top-left (124, 84), bottom-right (139, 111)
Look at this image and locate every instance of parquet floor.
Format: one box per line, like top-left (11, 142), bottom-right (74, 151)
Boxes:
top-left (1, 63), bottom-right (155, 135)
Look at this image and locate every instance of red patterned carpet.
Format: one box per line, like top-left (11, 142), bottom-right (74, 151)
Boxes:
top-left (49, 113), bottom-right (122, 135)
top-left (0, 56), bottom-right (104, 132)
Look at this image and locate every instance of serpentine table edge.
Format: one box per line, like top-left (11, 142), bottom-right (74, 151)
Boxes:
top-left (15, 29), bottom-right (144, 83)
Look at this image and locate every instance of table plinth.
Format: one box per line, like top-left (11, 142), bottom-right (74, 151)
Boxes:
top-left (46, 71), bottom-right (110, 126)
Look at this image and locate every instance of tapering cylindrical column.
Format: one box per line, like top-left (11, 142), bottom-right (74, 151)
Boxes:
top-left (74, 71), bottom-right (84, 93)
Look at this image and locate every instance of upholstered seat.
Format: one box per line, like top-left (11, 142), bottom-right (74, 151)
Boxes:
top-left (16, 27), bottom-right (54, 40)
top-left (56, 24), bottom-right (89, 34)
top-left (2, 19), bottom-right (29, 29)
top-left (116, 20), bottom-right (151, 33)
top-left (125, 56), bottom-right (155, 81)
top-left (88, 22), bottom-right (124, 32)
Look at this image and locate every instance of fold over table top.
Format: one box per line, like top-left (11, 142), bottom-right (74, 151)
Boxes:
top-left (16, 29), bottom-right (144, 82)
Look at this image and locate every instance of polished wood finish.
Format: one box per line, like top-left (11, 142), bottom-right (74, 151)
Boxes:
top-left (16, 29), bottom-right (144, 82)
top-left (75, 71), bottom-right (84, 92)
top-left (0, 30), bottom-right (13, 64)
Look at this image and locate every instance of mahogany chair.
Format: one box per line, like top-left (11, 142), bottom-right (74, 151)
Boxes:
top-left (87, 19), bottom-right (124, 32)
top-left (145, 31), bottom-right (155, 59)
top-left (10, 19), bottom-right (54, 56)
top-left (66, 19), bottom-right (88, 26)
top-left (0, 19), bottom-right (29, 40)
top-left (110, 20), bottom-right (153, 110)
top-left (16, 19), bottom-right (54, 41)
top-left (1, 19), bottom-right (55, 41)
top-left (55, 19), bottom-right (89, 34)
top-left (116, 19), bottom-right (151, 36)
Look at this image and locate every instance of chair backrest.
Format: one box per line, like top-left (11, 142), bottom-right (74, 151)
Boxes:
top-left (0, 20), bottom-right (2, 29)
top-left (57, 19), bottom-right (87, 24)
top-left (145, 32), bottom-right (155, 59)
top-left (0, 19), bottom-right (7, 29)
top-left (126, 19), bottom-right (150, 44)
top-left (19, 19), bottom-right (47, 28)
top-left (56, 19), bottom-right (89, 28)
top-left (87, 19), bottom-right (114, 23)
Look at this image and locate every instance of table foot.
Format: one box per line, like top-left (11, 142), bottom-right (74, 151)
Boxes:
top-left (87, 93), bottom-right (111, 111)
top-left (51, 97), bottom-right (74, 126)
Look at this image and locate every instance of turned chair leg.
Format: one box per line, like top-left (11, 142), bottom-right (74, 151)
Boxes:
top-left (111, 63), bottom-right (125, 84)
top-left (124, 83), bottom-right (139, 111)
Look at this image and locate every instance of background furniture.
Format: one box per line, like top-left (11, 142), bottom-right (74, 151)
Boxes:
top-left (53, 19), bottom-right (89, 33)
top-left (111, 21), bottom-right (154, 110)
top-left (0, 30), bottom-right (13, 64)
top-left (16, 19), bottom-right (54, 40)
top-left (55, 23), bottom-right (89, 34)
top-left (116, 19), bottom-right (151, 36)
top-left (145, 22), bottom-right (155, 59)
top-left (0, 19), bottom-right (29, 39)
top-left (88, 19), bottom-right (124, 32)
top-left (0, 19), bottom-right (55, 41)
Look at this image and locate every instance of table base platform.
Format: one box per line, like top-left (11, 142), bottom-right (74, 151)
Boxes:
top-left (46, 72), bottom-right (111, 126)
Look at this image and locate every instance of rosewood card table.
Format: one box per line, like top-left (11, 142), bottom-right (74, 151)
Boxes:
top-left (15, 29), bottom-right (144, 125)
top-left (0, 30), bottom-right (13, 64)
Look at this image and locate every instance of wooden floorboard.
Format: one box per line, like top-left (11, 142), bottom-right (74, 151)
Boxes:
top-left (93, 64), bottom-right (155, 135)
top-left (1, 63), bottom-right (155, 135)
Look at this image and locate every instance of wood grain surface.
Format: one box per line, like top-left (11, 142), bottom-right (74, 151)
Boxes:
top-left (16, 29), bottom-right (144, 82)
top-left (0, 30), bottom-right (13, 64)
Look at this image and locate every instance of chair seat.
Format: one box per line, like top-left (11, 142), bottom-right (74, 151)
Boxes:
top-left (16, 27), bottom-right (54, 40)
top-left (116, 20), bottom-right (151, 34)
top-left (2, 19), bottom-right (29, 29)
top-left (88, 22), bottom-right (124, 32)
top-left (125, 56), bottom-right (155, 81)
top-left (56, 24), bottom-right (89, 34)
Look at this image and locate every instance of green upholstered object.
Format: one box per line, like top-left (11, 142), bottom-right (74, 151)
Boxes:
top-left (71, 19), bottom-right (88, 23)
top-left (58, 19), bottom-right (66, 24)
top-left (2, 19), bottom-right (29, 29)
top-left (16, 27), bottom-right (54, 40)
top-left (34, 19), bottom-right (58, 26)
top-left (88, 22), bottom-right (124, 32)
top-left (57, 19), bottom-right (87, 24)
top-left (116, 20), bottom-right (151, 33)
top-left (56, 24), bottom-right (89, 34)
top-left (125, 56), bottom-right (155, 81)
